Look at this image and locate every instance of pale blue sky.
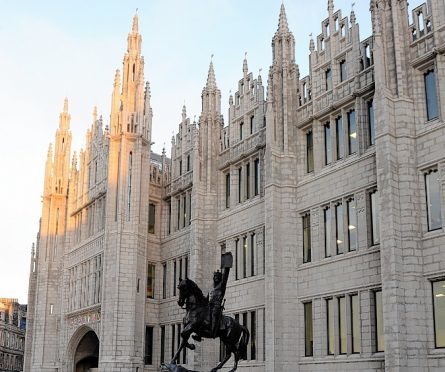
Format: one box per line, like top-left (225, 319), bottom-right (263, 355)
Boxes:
top-left (0, 0), bottom-right (418, 303)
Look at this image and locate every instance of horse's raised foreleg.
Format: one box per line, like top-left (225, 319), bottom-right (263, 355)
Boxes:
top-left (210, 347), bottom-right (232, 372)
top-left (171, 323), bottom-right (194, 363)
top-left (228, 352), bottom-right (239, 372)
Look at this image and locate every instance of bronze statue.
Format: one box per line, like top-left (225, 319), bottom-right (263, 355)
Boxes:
top-left (164, 252), bottom-right (249, 372)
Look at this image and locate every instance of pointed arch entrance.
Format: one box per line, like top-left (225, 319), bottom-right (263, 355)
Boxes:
top-left (67, 326), bottom-right (99, 372)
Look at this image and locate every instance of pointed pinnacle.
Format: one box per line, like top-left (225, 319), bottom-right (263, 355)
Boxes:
top-left (132, 13), bottom-right (139, 33)
top-left (114, 69), bottom-right (121, 87)
top-left (328, 0), bottom-right (334, 13)
top-left (243, 52), bottom-right (248, 74)
top-left (182, 104), bottom-right (187, 118)
top-left (277, 3), bottom-right (289, 33)
top-left (350, 9), bottom-right (356, 24)
top-left (63, 97), bottom-right (69, 113)
top-left (206, 60), bottom-right (217, 89)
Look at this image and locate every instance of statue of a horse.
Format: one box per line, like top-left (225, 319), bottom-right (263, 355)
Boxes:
top-left (169, 278), bottom-right (249, 372)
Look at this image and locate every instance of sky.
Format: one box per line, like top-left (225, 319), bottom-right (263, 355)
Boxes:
top-left (0, 0), bottom-right (419, 304)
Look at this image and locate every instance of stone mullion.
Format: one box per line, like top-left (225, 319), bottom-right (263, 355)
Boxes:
top-left (356, 191), bottom-right (368, 251)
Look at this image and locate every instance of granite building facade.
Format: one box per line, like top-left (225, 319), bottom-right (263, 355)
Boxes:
top-left (25, 1), bottom-right (445, 371)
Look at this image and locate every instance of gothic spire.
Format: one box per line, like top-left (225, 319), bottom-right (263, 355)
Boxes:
top-left (328, 0), bottom-right (334, 14)
top-left (59, 97), bottom-right (71, 130)
top-left (206, 60), bottom-right (217, 89)
top-left (243, 52), bottom-right (248, 75)
top-left (132, 12), bottom-right (139, 33)
top-left (277, 3), bottom-right (289, 34)
top-left (63, 97), bottom-right (68, 113)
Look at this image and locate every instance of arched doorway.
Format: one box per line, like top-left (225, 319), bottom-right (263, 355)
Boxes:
top-left (69, 328), bottom-right (99, 372)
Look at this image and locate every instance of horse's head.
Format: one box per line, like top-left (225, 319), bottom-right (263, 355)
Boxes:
top-left (177, 278), bottom-right (189, 308)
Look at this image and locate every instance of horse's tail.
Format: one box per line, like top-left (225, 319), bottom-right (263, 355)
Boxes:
top-left (238, 325), bottom-right (250, 360)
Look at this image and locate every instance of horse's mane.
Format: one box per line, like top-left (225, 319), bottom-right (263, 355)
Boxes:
top-left (185, 278), bottom-right (209, 305)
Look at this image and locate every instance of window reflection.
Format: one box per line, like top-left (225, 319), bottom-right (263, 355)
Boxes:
top-left (433, 280), bottom-right (445, 347)
top-left (336, 203), bottom-right (344, 254)
top-left (425, 169), bottom-right (442, 231)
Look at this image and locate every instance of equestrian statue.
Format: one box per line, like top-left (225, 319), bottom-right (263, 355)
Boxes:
top-left (161, 252), bottom-right (250, 372)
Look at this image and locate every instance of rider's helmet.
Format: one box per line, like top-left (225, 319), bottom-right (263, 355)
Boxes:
top-left (213, 270), bottom-right (222, 284)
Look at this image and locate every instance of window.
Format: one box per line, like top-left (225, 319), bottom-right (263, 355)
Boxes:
top-left (433, 280), bottom-right (445, 348)
top-left (147, 263), bottom-right (155, 299)
top-left (340, 60), bottom-right (347, 82)
top-left (304, 302), bottom-right (313, 356)
top-left (179, 160), bottom-right (182, 176)
top-left (254, 158), bottom-right (260, 196)
top-left (306, 130), bottom-right (314, 173)
top-left (185, 256), bottom-right (188, 279)
top-left (325, 68), bottom-right (332, 91)
top-left (235, 239), bottom-right (239, 280)
top-left (425, 169), bottom-right (442, 231)
top-left (144, 326), bottom-right (153, 365)
top-left (324, 123), bottom-right (332, 165)
top-left (177, 197), bottom-right (181, 230)
top-left (225, 173), bottom-right (230, 208)
top-left (246, 163), bottom-right (250, 199)
top-left (347, 110), bottom-right (357, 154)
top-left (303, 213), bottom-right (311, 263)
top-left (49, 304), bottom-right (54, 315)
top-left (162, 263), bottom-right (167, 299)
top-left (183, 195), bottom-right (187, 228)
top-left (168, 201), bottom-right (171, 235)
top-left (375, 290), bottom-right (384, 352)
top-left (148, 203), bottom-right (156, 234)
top-left (251, 311), bottom-right (256, 360)
top-left (324, 207), bottom-right (332, 257)
top-left (160, 325), bottom-right (166, 363)
top-left (240, 122), bottom-right (244, 140)
top-left (339, 297), bottom-right (347, 354)
top-left (238, 167), bottom-right (243, 203)
top-left (327, 298), bottom-right (334, 355)
top-left (187, 154), bottom-right (190, 172)
top-left (370, 191), bottom-right (380, 245)
top-left (368, 100), bottom-right (375, 146)
top-left (250, 233), bottom-right (256, 276)
top-left (188, 193), bottom-right (192, 225)
top-left (171, 324), bottom-right (176, 359)
top-left (336, 203), bottom-right (344, 254)
top-left (425, 70), bottom-right (438, 121)
top-left (336, 116), bottom-right (344, 159)
top-left (347, 198), bottom-right (357, 251)
top-left (173, 260), bottom-right (177, 296)
top-left (351, 294), bottom-right (361, 353)
top-left (250, 116), bottom-right (254, 134)
top-left (243, 236), bottom-right (248, 278)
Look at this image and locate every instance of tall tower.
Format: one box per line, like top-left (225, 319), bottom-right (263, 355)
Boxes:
top-left (264, 5), bottom-right (300, 370)
top-left (187, 61), bottom-right (223, 369)
top-left (29, 99), bottom-right (72, 371)
top-left (100, 13), bottom-right (151, 371)
top-left (371, 0), bottom-right (428, 370)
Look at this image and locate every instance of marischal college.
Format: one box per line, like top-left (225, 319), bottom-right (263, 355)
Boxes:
top-left (24, 1), bottom-right (445, 371)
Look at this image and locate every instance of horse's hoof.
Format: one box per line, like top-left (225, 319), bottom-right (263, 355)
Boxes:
top-left (211, 369), bottom-right (218, 372)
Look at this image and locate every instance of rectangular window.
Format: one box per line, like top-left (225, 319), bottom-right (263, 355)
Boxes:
top-left (148, 203), bottom-right (156, 234)
top-left (243, 236), bottom-right (247, 278)
top-left (168, 201), bottom-right (171, 235)
top-left (49, 304), bottom-right (54, 315)
top-left (147, 263), bottom-right (155, 299)
top-left (347, 110), bottom-right (357, 154)
top-left (240, 122), bottom-right (244, 140)
top-left (177, 197), bottom-right (181, 230)
top-left (251, 311), bottom-right (256, 360)
top-left (173, 260), bottom-right (177, 296)
top-left (325, 68), bottom-right (332, 91)
top-left (238, 167), bottom-right (243, 203)
top-left (246, 163), bottom-right (250, 199)
top-left (370, 191), bottom-right (380, 245)
top-left (144, 326), bottom-right (153, 365)
top-left (225, 173), bottom-right (230, 208)
top-left (375, 290), bottom-right (384, 352)
top-left (188, 193), bottom-right (192, 225)
top-left (235, 239), bottom-right (239, 280)
top-left (327, 298), bottom-right (335, 355)
top-left (324, 123), bottom-right (332, 165)
top-left (351, 294), bottom-right (361, 353)
top-left (254, 158), bottom-right (260, 196)
top-left (250, 234), bottom-right (256, 276)
top-left (425, 70), bottom-right (438, 121)
top-left (340, 60), bottom-right (347, 82)
top-left (336, 203), bottom-right (344, 254)
top-left (171, 324), bottom-right (176, 359)
top-left (433, 280), bottom-right (445, 348)
top-left (368, 100), bottom-right (375, 146)
top-left (250, 116), bottom-right (254, 134)
top-left (339, 296), bottom-right (347, 354)
top-left (160, 325), bottom-right (165, 363)
top-left (306, 130), bottom-right (314, 173)
top-left (304, 302), bottom-right (313, 356)
top-left (303, 213), bottom-right (311, 263)
top-left (347, 198), bottom-right (357, 251)
top-left (179, 258), bottom-right (183, 282)
top-left (183, 195), bottom-right (187, 228)
top-left (187, 154), bottom-right (190, 172)
top-left (162, 263), bottom-right (167, 299)
top-left (179, 160), bottom-right (182, 176)
top-left (324, 207), bottom-right (332, 257)
top-left (185, 256), bottom-right (188, 279)
top-left (425, 169), bottom-right (442, 231)
top-left (336, 116), bottom-right (344, 159)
